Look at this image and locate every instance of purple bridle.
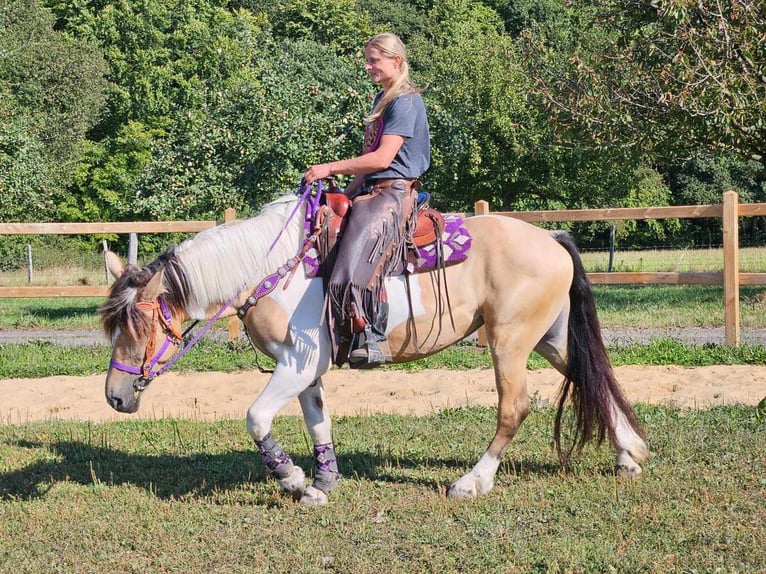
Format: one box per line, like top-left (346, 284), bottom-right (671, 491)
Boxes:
top-left (108, 179), bottom-right (323, 392)
top-left (109, 296), bottom-right (234, 392)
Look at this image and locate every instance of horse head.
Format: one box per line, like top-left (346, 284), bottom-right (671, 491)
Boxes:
top-left (100, 251), bottom-right (186, 413)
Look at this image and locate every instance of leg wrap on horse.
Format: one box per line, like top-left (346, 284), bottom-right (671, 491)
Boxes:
top-left (255, 432), bottom-right (294, 480)
top-left (312, 442), bottom-right (341, 493)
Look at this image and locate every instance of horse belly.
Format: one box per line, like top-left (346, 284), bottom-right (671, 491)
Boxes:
top-left (385, 270), bottom-right (480, 360)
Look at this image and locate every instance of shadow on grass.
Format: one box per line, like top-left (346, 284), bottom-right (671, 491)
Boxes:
top-left (31, 306), bottom-right (100, 322)
top-left (0, 439), bottom-right (563, 501)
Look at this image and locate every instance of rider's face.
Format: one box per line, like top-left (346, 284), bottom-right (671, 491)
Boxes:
top-left (364, 46), bottom-right (401, 90)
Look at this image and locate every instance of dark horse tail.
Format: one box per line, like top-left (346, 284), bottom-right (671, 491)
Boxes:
top-left (552, 231), bottom-right (643, 464)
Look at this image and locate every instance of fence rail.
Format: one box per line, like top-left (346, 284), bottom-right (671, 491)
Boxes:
top-left (476, 190), bottom-right (766, 345)
top-left (1, 192), bottom-right (763, 345)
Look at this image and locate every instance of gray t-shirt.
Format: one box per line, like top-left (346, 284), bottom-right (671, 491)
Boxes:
top-left (364, 91), bottom-right (430, 182)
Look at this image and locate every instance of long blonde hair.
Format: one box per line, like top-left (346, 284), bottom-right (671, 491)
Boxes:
top-left (364, 33), bottom-right (420, 125)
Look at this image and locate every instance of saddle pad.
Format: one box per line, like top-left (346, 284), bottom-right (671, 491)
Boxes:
top-left (302, 213), bottom-right (472, 278)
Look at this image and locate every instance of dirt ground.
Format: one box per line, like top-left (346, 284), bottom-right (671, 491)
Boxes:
top-left (1, 365), bottom-right (764, 424)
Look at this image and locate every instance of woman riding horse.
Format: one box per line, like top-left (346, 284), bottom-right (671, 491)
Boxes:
top-left (303, 33), bottom-right (430, 369)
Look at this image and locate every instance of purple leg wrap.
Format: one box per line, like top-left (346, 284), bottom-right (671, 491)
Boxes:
top-left (255, 432), bottom-right (294, 479)
top-left (313, 442), bottom-right (341, 493)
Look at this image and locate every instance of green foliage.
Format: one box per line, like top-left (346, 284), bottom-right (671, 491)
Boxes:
top-left (0, 101), bottom-right (50, 222)
top-left (64, 121), bottom-right (166, 222)
top-left (132, 38), bottom-right (371, 219)
top-left (2, 0), bottom-right (764, 250)
top-left (666, 154), bottom-right (766, 247)
top-left (246, 0), bottom-right (373, 55)
top-left (522, 0), bottom-right (766, 164)
top-left (415, 1), bottom-right (535, 210)
top-left (0, 0), bottom-right (108, 218)
top-left (358, 0), bottom-right (432, 41)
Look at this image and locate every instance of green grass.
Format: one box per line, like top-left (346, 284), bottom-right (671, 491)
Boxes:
top-left (3, 284), bottom-right (766, 332)
top-left (2, 338), bottom-right (766, 379)
top-left (1, 283), bottom-right (766, 377)
top-left (0, 296), bottom-right (104, 330)
top-left (0, 405), bottom-right (763, 573)
top-left (581, 245), bottom-right (766, 273)
top-left (593, 285), bottom-right (766, 329)
top-left (2, 252), bottom-right (765, 572)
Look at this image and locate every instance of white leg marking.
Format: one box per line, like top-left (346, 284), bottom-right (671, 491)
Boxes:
top-left (448, 452), bottom-right (501, 499)
top-left (610, 404), bottom-right (649, 478)
top-left (298, 378), bottom-right (333, 445)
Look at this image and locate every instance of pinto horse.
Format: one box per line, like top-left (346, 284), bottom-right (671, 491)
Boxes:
top-left (100, 193), bottom-right (648, 505)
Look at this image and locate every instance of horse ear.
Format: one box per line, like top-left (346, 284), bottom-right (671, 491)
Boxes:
top-left (105, 251), bottom-right (125, 279)
top-left (141, 269), bottom-right (165, 301)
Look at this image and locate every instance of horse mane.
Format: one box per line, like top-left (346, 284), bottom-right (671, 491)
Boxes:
top-left (176, 194), bottom-right (305, 317)
top-left (100, 194), bottom-right (306, 336)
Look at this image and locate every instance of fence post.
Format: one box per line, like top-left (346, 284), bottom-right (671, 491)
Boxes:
top-left (127, 233), bottom-right (138, 266)
top-left (26, 244), bottom-right (33, 283)
top-left (474, 200), bottom-right (490, 347)
top-left (102, 240), bottom-right (110, 284)
top-left (224, 207), bottom-right (240, 341)
top-left (722, 190), bottom-right (740, 346)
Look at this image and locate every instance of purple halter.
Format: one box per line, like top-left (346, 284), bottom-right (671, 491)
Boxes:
top-left (109, 296), bottom-right (234, 392)
top-left (109, 179), bottom-right (322, 391)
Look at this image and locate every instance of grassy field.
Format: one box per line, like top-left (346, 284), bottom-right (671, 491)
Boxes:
top-left (0, 404), bottom-right (763, 573)
top-left (1, 250), bottom-right (765, 572)
top-left (2, 282), bottom-right (766, 378)
top-left (3, 244), bottom-right (766, 282)
top-left (580, 245), bottom-right (766, 273)
top-left (3, 283), bottom-right (766, 331)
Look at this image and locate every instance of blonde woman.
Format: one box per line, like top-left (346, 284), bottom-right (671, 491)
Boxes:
top-left (304, 33), bottom-right (431, 367)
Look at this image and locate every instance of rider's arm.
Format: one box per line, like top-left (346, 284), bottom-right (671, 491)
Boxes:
top-left (303, 134), bottom-right (405, 184)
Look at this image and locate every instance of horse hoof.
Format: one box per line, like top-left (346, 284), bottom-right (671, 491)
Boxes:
top-left (615, 452), bottom-right (643, 478)
top-left (447, 475), bottom-right (492, 499)
top-left (299, 485), bottom-right (329, 507)
top-left (278, 466), bottom-right (306, 499)
top-left (447, 484), bottom-right (477, 500)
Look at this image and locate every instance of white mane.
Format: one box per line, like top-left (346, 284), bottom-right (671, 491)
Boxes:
top-left (174, 194), bottom-right (306, 318)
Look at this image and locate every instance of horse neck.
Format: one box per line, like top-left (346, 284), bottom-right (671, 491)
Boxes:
top-left (174, 197), bottom-right (305, 319)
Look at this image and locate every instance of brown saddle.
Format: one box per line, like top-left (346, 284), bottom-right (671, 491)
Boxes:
top-left (313, 193), bottom-right (445, 262)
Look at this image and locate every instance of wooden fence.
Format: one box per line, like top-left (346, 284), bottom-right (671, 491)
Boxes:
top-left (475, 190), bottom-right (766, 346)
top-left (1, 191), bottom-right (763, 345)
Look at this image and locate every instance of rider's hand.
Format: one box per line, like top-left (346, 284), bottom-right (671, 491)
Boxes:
top-left (303, 164), bottom-right (332, 184)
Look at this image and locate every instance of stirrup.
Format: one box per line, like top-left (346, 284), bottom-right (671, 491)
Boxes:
top-left (348, 339), bottom-right (392, 369)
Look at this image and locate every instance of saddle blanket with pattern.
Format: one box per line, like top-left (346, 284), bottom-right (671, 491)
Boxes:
top-left (302, 213), bottom-right (472, 278)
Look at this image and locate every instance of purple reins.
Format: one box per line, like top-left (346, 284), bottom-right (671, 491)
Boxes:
top-left (109, 180), bottom-right (322, 389)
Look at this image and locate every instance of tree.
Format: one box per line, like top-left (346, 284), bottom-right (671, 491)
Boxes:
top-left (0, 99), bottom-right (49, 222)
top-left (522, 0), bottom-right (766, 164)
top-left (131, 38), bottom-right (372, 220)
top-left (235, 0), bottom-right (373, 55)
top-left (48, 0), bottom-right (273, 220)
top-left (0, 0), bottom-right (108, 214)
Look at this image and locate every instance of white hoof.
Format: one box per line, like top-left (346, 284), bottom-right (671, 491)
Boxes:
top-left (278, 465), bottom-right (306, 499)
top-left (447, 474), bottom-right (493, 499)
top-left (615, 451), bottom-right (643, 478)
top-left (299, 485), bottom-right (329, 507)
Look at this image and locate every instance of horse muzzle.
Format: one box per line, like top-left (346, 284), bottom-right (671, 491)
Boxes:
top-left (105, 375), bottom-right (149, 413)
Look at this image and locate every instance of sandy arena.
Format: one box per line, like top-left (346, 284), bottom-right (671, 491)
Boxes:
top-left (1, 365), bottom-right (764, 424)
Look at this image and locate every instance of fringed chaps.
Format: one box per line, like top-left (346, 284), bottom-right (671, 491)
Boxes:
top-left (325, 180), bottom-right (417, 366)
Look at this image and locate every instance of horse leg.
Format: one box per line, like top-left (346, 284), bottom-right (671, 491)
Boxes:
top-left (448, 344), bottom-right (531, 499)
top-left (535, 304), bottom-right (649, 477)
top-left (295, 377), bottom-right (341, 507)
top-left (247, 369), bottom-right (318, 500)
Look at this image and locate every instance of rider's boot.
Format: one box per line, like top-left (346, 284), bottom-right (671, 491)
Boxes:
top-left (348, 301), bottom-right (392, 368)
